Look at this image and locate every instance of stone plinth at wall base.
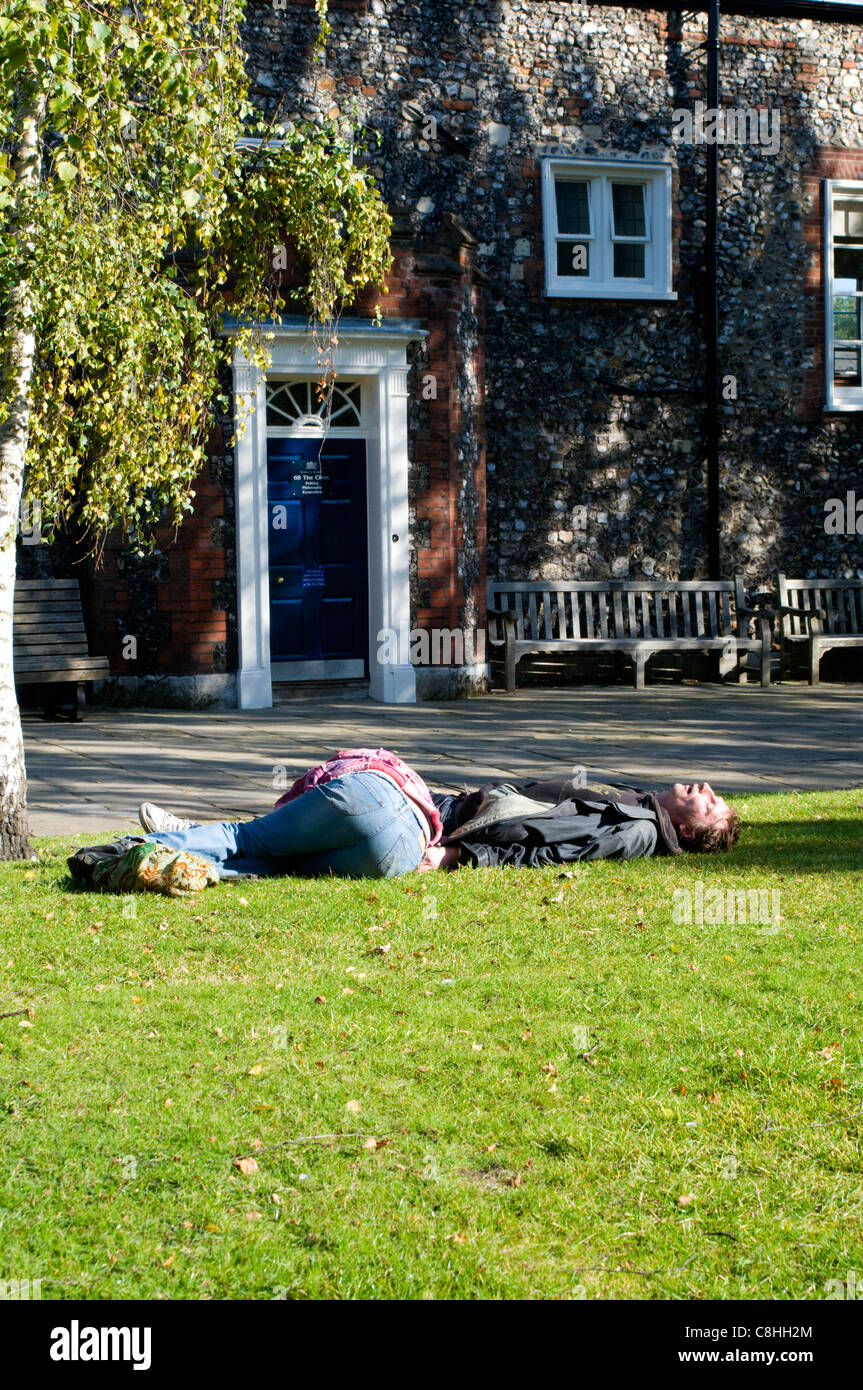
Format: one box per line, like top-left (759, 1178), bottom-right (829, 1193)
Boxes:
top-left (92, 674), bottom-right (238, 710)
top-left (414, 664), bottom-right (491, 701)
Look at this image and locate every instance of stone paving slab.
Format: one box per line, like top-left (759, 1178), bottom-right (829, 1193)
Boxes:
top-left (21, 682), bottom-right (863, 839)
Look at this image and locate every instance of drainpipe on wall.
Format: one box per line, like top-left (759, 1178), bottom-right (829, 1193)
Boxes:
top-left (704, 0), bottom-right (721, 580)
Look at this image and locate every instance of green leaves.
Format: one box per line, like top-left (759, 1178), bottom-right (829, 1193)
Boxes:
top-left (2, 0), bottom-right (389, 551)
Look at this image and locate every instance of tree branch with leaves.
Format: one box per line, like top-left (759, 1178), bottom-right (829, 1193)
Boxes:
top-left (0, 0), bottom-right (391, 858)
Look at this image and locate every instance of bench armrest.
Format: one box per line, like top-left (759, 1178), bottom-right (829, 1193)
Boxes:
top-left (776, 602), bottom-right (825, 617)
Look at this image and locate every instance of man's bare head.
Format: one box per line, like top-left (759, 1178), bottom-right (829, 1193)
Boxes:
top-left (655, 782), bottom-right (740, 854)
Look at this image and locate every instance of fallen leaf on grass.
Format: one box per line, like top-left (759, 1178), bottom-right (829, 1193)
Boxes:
top-left (678, 1193), bottom-right (696, 1206)
top-left (363, 1137), bottom-right (390, 1151)
top-left (233, 1156), bottom-right (259, 1175)
top-left (247, 1064), bottom-right (263, 1076)
top-left (314, 996), bottom-right (327, 1005)
top-left (345, 1099), bottom-right (361, 1114)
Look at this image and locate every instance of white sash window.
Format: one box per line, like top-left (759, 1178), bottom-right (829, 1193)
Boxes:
top-left (542, 158), bottom-right (676, 301)
top-left (825, 180), bottom-right (863, 410)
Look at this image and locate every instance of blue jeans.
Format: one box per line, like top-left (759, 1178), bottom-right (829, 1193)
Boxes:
top-left (145, 772), bottom-right (427, 879)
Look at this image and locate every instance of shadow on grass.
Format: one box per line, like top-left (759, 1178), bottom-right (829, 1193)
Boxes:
top-left (727, 819), bottom-right (863, 874)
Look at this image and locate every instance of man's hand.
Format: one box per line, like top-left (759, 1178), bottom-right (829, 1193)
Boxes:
top-left (417, 845), bottom-right (460, 872)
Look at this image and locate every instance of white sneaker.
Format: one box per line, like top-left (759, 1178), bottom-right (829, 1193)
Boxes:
top-left (138, 802), bottom-right (193, 834)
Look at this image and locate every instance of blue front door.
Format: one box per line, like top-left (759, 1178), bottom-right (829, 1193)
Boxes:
top-left (267, 437), bottom-right (369, 679)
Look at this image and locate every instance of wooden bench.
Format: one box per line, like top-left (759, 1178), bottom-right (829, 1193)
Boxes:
top-left (487, 576), bottom-right (771, 691)
top-left (13, 579), bottom-right (109, 720)
top-left (776, 574), bottom-right (863, 685)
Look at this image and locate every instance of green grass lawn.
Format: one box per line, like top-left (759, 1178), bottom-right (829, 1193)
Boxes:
top-left (0, 786), bottom-right (861, 1301)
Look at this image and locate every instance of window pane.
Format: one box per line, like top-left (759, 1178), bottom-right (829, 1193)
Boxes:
top-left (834, 345), bottom-right (861, 386)
top-left (557, 240), bottom-right (589, 277)
top-left (834, 295), bottom-right (862, 341)
top-left (613, 242), bottom-right (645, 278)
top-left (834, 247), bottom-right (863, 293)
top-left (554, 180), bottom-right (589, 235)
top-left (612, 183), bottom-right (646, 238)
top-left (832, 197), bottom-right (863, 242)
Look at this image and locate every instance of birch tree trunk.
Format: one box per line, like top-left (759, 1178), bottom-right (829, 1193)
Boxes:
top-left (0, 91), bottom-right (44, 860)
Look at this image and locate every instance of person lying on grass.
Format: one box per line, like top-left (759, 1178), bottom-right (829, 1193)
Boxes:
top-left (426, 770), bottom-right (740, 870)
top-left (68, 750), bottom-right (740, 898)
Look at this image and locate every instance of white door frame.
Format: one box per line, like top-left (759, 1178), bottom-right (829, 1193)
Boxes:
top-left (228, 317), bottom-right (426, 708)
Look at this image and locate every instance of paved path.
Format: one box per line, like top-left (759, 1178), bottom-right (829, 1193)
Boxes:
top-left (21, 683), bottom-right (863, 838)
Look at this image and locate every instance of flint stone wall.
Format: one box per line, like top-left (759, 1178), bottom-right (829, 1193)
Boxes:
top-left (243, 0), bottom-right (863, 588)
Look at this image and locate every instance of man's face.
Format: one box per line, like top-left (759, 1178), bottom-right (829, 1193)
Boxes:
top-left (660, 781), bottom-right (731, 832)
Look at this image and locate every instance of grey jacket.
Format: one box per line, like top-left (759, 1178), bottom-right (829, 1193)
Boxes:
top-left (435, 773), bottom-right (681, 869)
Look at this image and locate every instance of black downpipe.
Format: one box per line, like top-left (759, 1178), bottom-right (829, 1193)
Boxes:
top-left (705, 0), bottom-right (721, 579)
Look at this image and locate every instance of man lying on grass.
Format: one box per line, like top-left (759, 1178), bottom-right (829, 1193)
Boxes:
top-left (68, 749), bottom-right (740, 897)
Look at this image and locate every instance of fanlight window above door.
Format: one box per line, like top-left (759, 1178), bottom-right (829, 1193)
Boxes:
top-left (266, 379), bottom-right (362, 429)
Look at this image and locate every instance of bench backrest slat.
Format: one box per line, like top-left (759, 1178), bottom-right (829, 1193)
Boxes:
top-left (556, 591), bottom-right (568, 640)
top-left (693, 590), bottom-right (704, 636)
top-left (597, 591), bottom-right (609, 638)
top-left (626, 589), bottom-right (636, 637)
top-left (527, 590), bottom-right (538, 640)
top-left (583, 591), bottom-right (595, 639)
top-left (612, 588), bottom-right (624, 637)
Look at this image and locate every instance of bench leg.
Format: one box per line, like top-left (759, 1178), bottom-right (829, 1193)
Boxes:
top-left (73, 683), bottom-right (86, 721)
top-left (634, 651), bottom-right (647, 690)
top-left (760, 637), bottom-right (772, 688)
top-left (809, 641), bottom-right (820, 686)
top-left (505, 637), bottom-right (517, 694)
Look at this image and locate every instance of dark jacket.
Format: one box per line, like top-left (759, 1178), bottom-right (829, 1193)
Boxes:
top-left (431, 773), bottom-right (681, 869)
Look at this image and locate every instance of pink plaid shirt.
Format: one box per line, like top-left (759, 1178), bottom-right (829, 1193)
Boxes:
top-left (274, 748), bottom-right (443, 846)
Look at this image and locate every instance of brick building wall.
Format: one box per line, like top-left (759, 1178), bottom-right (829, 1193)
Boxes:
top-left (239, 0), bottom-right (863, 590)
top-left (28, 1), bottom-right (863, 701)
